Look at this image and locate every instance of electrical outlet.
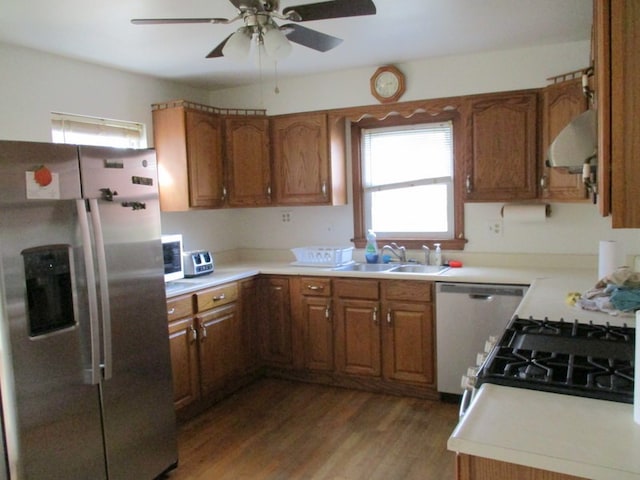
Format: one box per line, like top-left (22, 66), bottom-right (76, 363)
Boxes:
top-left (281, 211), bottom-right (292, 223)
top-left (487, 219), bottom-right (502, 236)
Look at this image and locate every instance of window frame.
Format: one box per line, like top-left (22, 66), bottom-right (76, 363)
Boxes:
top-left (351, 110), bottom-right (467, 250)
top-left (51, 111), bottom-right (147, 148)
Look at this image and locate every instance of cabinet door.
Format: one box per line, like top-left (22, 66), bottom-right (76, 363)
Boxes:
top-left (455, 453), bottom-right (586, 480)
top-left (197, 303), bottom-right (239, 397)
top-left (239, 278), bottom-right (259, 374)
top-left (540, 78), bottom-right (588, 201)
top-left (186, 109), bottom-right (225, 208)
top-left (302, 296), bottom-right (334, 372)
top-left (465, 91), bottom-right (538, 201)
top-left (271, 113), bottom-right (330, 205)
top-left (168, 317), bottom-right (199, 410)
top-left (259, 277), bottom-right (293, 367)
top-left (381, 301), bottom-right (434, 386)
top-left (334, 298), bottom-right (381, 377)
top-left (225, 116), bottom-right (271, 207)
top-left (610, 0), bottom-right (640, 227)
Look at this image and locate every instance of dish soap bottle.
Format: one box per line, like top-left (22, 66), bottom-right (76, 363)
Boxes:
top-left (365, 229), bottom-right (379, 264)
top-left (432, 243), bottom-right (442, 266)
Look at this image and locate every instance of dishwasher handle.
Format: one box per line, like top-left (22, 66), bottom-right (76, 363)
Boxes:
top-left (469, 294), bottom-right (493, 301)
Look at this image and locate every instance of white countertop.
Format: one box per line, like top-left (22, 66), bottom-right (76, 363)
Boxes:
top-left (166, 261), bottom-right (639, 479)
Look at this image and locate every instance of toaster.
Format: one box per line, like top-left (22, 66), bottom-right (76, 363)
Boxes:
top-left (183, 250), bottom-right (214, 277)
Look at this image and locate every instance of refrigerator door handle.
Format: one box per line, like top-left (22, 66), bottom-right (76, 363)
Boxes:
top-left (89, 199), bottom-right (113, 380)
top-left (76, 200), bottom-right (102, 385)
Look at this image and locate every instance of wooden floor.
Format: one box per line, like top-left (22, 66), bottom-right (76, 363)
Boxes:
top-left (164, 378), bottom-right (459, 480)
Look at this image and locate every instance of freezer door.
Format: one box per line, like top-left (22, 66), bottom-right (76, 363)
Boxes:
top-left (0, 141), bottom-right (107, 479)
top-left (79, 146), bottom-right (178, 479)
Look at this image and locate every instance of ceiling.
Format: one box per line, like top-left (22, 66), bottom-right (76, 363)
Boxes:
top-left (0, 0), bottom-right (593, 90)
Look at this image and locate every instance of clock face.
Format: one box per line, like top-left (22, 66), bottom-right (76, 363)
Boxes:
top-left (375, 71), bottom-right (400, 98)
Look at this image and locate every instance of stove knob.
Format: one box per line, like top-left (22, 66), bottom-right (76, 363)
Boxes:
top-left (476, 352), bottom-right (488, 365)
top-left (461, 374), bottom-right (477, 389)
top-left (484, 339), bottom-right (497, 353)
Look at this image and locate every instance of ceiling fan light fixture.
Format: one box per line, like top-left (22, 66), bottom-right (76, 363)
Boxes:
top-left (262, 26), bottom-right (292, 60)
top-left (222, 27), bottom-right (252, 60)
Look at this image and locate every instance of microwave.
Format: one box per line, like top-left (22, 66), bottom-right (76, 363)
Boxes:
top-left (161, 234), bottom-right (184, 282)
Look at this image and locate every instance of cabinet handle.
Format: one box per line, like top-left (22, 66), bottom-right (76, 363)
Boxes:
top-left (465, 175), bottom-right (472, 194)
top-left (306, 284), bottom-right (324, 291)
top-left (325, 303), bottom-right (331, 320)
top-left (189, 325), bottom-right (197, 343)
top-left (199, 322), bottom-right (207, 342)
top-left (540, 175), bottom-right (548, 189)
top-left (372, 307), bottom-right (378, 325)
top-left (387, 309), bottom-right (392, 325)
top-left (266, 185), bottom-right (272, 199)
top-left (167, 307), bottom-right (175, 315)
top-left (321, 181), bottom-right (327, 197)
top-left (221, 185), bottom-right (227, 201)
top-left (213, 293), bottom-right (226, 301)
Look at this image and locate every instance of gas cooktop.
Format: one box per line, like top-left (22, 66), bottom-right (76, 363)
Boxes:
top-left (478, 316), bottom-right (635, 403)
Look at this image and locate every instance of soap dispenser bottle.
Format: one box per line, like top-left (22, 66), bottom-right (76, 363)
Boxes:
top-left (365, 229), bottom-right (379, 263)
top-left (432, 243), bottom-right (442, 266)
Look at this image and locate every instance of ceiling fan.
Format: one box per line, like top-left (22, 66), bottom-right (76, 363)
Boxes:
top-left (131, 0), bottom-right (377, 61)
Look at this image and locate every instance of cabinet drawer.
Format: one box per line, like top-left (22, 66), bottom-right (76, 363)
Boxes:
top-left (382, 280), bottom-right (432, 302)
top-left (196, 282), bottom-right (238, 312)
top-left (167, 294), bottom-right (194, 322)
top-left (334, 279), bottom-right (379, 300)
top-left (300, 277), bottom-right (331, 297)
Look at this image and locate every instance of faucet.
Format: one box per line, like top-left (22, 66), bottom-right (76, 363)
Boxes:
top-left (421, 245), bottom-right (430, 265)
top-left (381, 243), bottom-right (407, 263)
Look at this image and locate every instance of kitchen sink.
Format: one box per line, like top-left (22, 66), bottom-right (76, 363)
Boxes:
top-left (332, 263), bottom-right (398, 272)
top-left (390, 265), bottom-right (450, 274)
top-left (332, 263), bottom-right (450, 274)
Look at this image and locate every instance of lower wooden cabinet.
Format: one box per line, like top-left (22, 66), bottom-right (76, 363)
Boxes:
top-left (456, 454), bottom-right (587, 480)
top-left (168, 275), bottom-right (437, 415)
top-left (298, 277), bottom-right (333, 372)
top-left (286, 275), bottom-right (436, 395)
top-left (381, 280), bottom-right (435, 386)
top-left (259, 276), bottom-right (294, 367)
top-left (167, 307), bottom-right (199, 410)
top-left (166, 280), bottom-right (252, 414)
top-left (197, 303), bottom-right (239, 397)
top-left (334, 278), bottom-right (381, 377)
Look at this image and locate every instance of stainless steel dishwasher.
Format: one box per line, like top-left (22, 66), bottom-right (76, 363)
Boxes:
top-left (435, 282), bottom-right (528, 395)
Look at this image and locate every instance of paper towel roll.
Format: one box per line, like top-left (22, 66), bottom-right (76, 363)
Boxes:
top-left (635, 311), bottom-right (640, 424)
top-left (598, 240), bottom-right (618, 280)
top-left (502, 204), bottom-right (548, 224)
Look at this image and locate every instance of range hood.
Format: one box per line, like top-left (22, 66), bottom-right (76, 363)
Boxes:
top-left (546, 109), bottom-right (597, 173)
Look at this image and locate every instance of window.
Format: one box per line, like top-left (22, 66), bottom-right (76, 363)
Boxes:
top-left (51, 112), bottom-right (147, 148)
top-left (362, 122), bottom-right (454, 239)
top-left (352, 110), bottom-right (465, 250)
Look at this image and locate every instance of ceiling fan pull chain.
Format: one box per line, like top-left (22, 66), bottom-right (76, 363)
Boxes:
top-left (274, 61), bottom-right (280, 94)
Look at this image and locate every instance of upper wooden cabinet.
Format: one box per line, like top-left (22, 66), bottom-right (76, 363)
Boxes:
top-left (539, 77), bottom-right (589, 201)
top-left (271, 112), bottom-right (347, 206)
top-left (464, 91), bottom-right (538, 201)
top-left (152, 102), bottom-right (225, 211)
top-left (224, 116), bottom-right (271, 207)
top-left (595, 0), bottom-right (640, 227)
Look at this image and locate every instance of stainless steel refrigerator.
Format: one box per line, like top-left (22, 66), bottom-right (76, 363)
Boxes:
top-left (0, 140), bottom-right (178, 479)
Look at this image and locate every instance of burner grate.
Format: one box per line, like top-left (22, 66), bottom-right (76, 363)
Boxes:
top-left (478, 317), bottom-right (635, 403)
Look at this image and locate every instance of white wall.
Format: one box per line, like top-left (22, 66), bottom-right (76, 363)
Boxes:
top-left (0, 42), bottom-right (240, 251)
top-left (1, 40), bottom-right (638, 263)
top-left (204, 40), bottom-right (640, 263)
top-left (0, 42), bottom-right (210, 144)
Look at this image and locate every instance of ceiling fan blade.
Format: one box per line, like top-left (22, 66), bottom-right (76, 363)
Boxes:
top-left (131, 18), bottom-right (230, 25)
top-left (206, 34), bottom-right (234, 58)
top-left (281, 24), bottom-right (342, 52)
top-left (283, 0), bottom-right (376, 22)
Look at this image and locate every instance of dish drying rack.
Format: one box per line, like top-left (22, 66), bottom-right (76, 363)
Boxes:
top-left (291, 246), bottom-right (354, 268)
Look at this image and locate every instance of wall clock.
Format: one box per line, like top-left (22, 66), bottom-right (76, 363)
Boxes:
top-left (370, 65), bottom-right (406, 103)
